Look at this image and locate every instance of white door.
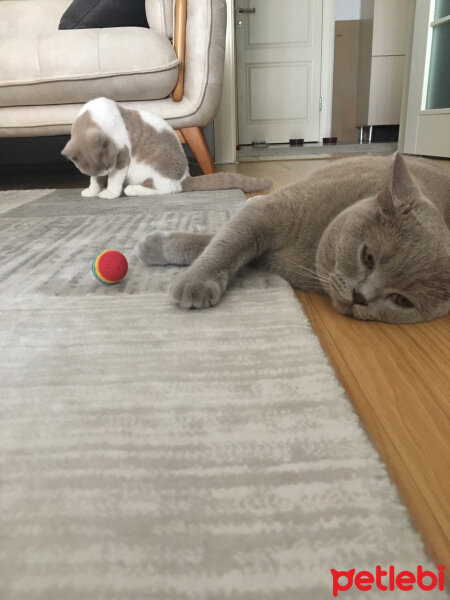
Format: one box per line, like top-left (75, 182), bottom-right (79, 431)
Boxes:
top-left (403, 0), bottom-right (450, 158)
top-left (235, 0), bottom-right (323, 144)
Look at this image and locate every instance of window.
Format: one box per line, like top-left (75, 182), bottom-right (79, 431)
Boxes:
top-left (425, 0), bottom-right (450, 109)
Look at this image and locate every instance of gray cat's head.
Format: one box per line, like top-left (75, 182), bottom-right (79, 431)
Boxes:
top-left (316, 153), bottom-right (450, 323)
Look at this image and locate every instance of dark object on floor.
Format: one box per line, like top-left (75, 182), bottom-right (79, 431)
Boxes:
top-left (371, 125), bottom-right (400, 143)
top-left (323, 137), bottom-right (337, 145)
top-left (358, 125), bottom-right (400, 144)
top-left (289, 139), bottom-right (304, 146)
top-left (59, 0), bottom-right (148, 30)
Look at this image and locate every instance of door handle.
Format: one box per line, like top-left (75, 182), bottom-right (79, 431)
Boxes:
top-left (237, 8), bottom-right (256, 14)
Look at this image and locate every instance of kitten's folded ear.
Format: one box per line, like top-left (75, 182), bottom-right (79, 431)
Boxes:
top-left (85, 127), bottom-right (107, 148)
top-left (377, 152), bottom-right (421, 215)
top-left (87, 127), bottom-right (117, 168)
top-left (61, 139), bottom-right (74, 158)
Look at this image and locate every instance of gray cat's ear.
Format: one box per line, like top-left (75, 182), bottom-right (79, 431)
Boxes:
top-left (378, 152), bottom-right (420, 215)
top-left (390, 152), bottom-right (420, 207)
top-left (377, 187), bottom-right (395, 213)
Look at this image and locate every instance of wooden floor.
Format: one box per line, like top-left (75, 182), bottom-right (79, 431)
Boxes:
top-left (217, 157), bottom-right (450, 570)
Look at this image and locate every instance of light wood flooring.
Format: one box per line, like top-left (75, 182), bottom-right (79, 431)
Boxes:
top-left (217, 157), bottom-right (450, 570)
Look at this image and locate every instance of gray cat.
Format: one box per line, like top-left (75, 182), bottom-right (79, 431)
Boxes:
top-left (138, 153), bottom-right (450, 324)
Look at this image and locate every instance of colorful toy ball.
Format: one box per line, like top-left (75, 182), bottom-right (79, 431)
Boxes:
top-left (92, 250), bottom-right (128, 285)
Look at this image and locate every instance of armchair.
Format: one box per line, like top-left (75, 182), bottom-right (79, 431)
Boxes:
top-left (0, 0), bottom-right (227, 173)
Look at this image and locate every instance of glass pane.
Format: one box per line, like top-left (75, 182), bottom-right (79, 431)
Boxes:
top-left (434, 0), bottom-right (450, 19)
top-left (426, 21), bottom-right (450, 109)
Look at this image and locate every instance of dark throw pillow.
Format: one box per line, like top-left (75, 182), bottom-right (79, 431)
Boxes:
top-left (59, 0), bottom-right (148, 30)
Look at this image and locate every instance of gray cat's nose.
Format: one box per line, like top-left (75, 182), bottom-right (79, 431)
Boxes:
top-left (352, 290), bottom-right (368, 306)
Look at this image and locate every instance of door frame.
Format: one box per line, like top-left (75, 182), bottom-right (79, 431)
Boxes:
top-left (214, 0), bottom-right (335, 164)
top-left (401, 0), bottom-right (450, 158)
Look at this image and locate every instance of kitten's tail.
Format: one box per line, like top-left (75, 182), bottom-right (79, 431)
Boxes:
top-left (181, 173), bottom-right (272, 193)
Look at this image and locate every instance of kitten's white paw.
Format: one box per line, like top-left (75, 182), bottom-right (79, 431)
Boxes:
top-left (81, 187), bottom-right (100, 197)
top-left (124, 185), bottom-right (158, 197)
top-left (99, 188), bottom-right (121, 199)
top-left (170, 270), bottom-right (227, 310)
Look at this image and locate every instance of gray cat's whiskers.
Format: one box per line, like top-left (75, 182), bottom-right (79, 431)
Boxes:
top-left (281, 257), bottom-right (331, 286)
top-left (295, 268), bottom-right (330, 286)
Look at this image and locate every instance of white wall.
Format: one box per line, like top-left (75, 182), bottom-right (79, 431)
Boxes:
top-left (334, 0), bottom-right (361, 20)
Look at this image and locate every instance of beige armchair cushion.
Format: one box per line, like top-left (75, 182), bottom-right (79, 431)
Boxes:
top-left (0, 0), bottom-right (72, 35)
top-left (0, 0), bottom-right (227, 137)
top-left (145, 0), bottom-right (174, 38)
top-left (0, 27), bottom-right (179, 107)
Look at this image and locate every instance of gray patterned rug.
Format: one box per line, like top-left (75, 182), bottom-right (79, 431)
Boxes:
top-left (0, 189), bottom-right (438, 599)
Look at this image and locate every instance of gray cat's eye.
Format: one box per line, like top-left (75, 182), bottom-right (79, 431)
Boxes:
top-left (361, 245), bottom-right (375, 271)
top-left (388, 294), bottom-right (414, 309)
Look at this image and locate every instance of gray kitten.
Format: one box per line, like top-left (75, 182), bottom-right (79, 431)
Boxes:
top-left (138, 153), bottom-right (450, 324)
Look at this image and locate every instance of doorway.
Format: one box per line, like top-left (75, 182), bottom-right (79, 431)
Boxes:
top-left (235, 0), bottom-right (324, 144)
top-left (213, 0), bottom-right (412, 164)
top-left (213, 0), bottom-right (334, 163)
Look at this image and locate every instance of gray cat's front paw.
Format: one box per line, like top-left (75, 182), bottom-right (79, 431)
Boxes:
top-left (171, 270), bottom-right (227, 309)
top-left (137, 231), bottom-right (170, 265)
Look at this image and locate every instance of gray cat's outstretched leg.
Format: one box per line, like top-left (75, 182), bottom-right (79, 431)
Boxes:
top-left (137, 231), bottom-right (212, 266)
top-left (171, 203), bottom-right (279, 309)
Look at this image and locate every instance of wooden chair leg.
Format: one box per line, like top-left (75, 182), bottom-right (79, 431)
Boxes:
top-left (179, 126), bottom-right (215, 174)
